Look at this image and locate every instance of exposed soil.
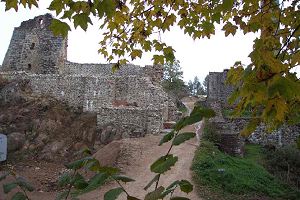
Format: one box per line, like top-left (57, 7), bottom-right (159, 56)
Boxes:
top-left (0, 77), bottom-right (97, 162)
top-left (0, 136), bottom-right (201, 199)
top-left (0, 87), bottom-right (202, 199)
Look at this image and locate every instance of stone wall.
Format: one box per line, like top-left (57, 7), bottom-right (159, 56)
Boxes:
top-left (0, 14), bottom-right (179, 138)
top-left (63, 61), bottom-right (143, 76)
top-left (219, 117), bottom-right (300, 147)
top-left (97, 107), bottom-right (162, 135)
top-left (214, 120), bottom-right (245, 156)
top-left (81, 76), bottom-right (168, 113)
top-left (0, 72), bottom-right (85, 107)
top-left (63, 61), bottom-right (163, 85)
top-left (207, 69), bottom-right (234, 105)
top-left (249, 124), bottom-right (300, 147)
top-left (0, 71), bottom-right (170, 135)
top-left (2, 14), bottom-right (67, 74)
top-left (206, 69), bottom-right (299, 148)
top-left (219, 132), bottom-right (245, 157)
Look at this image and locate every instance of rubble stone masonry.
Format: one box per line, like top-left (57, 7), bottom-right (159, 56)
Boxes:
top-left (207, 70), bottom-right (299, 148)
top-left (0, 14), bottom-right (178, 136)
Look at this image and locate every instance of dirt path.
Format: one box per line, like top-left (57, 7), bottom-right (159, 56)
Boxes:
top-left (1, 98), bottom-right (203, 200)
top-left (85, 135), bottom-right (201, 200)
top-left (81, 98), bottom-right (202, 199)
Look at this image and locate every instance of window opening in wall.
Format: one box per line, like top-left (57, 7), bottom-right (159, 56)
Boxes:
top-left (27, 64), bottom-right (32, 70)
top-left (30, 43), bottom-right (35, 50)
top-left (39, 19), bottom-right (44, 28)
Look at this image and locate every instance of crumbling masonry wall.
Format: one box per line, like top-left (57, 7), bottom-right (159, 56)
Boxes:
top-left (0, 14), bottom-right (177, 136)
top-left (207, 70), bottom-right (300, 148)
top-left (0, 71), bottom-right (169, 135)
top-left (207, 69), bottom-right (234, 105)
top-left (63, 61), bottom-right (163, 83)
top-left (2, 14), bottom-right (67, 74)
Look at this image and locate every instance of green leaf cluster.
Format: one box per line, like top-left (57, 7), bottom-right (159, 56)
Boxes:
top-left (0, 172), bottom-right (35, 200)
top-left (5, 0), bottom-right (38, 11)
top-left (55, 153), bottom-right (134, 200)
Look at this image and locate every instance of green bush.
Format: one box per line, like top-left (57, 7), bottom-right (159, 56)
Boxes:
top-left (178, 103), bottom-right (188, 113)
top-left (201, 121), bottom-right (221, 145)
top-left (192, 141), bottom-right (300, 200)
top-left (264, 145), bottom-right (300, 189)
top-left (222, 108), bottom-right (252, 118)
top-left (297, 136), bottom-right (300, 149)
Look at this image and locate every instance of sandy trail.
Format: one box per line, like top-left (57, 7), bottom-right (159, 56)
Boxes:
top-left (89, 135), bottom-right (201, 200)
top-left (1, 99), bottom-right (203, 200)
top-left (81, 98), bottom-right (203, 200)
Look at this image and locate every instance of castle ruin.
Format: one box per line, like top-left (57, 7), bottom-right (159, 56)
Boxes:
top-left (0, 14), bottom-right (179, 137)
top-left (207, 69), bottom-right (234, 105)
top-left (206, 69), bottom-right (299, 153)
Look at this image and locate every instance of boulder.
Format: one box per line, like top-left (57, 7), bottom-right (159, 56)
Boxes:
top-left (39, 141), bottom-right (66, 160)
top-left (7, 132), bottom-right (25, 152)
top-left (73, 142), bottom-right (88, 151)
top-left (93, 141), bottom-right (122, 167)
top-left (163, 121), bottom-right (176, 129)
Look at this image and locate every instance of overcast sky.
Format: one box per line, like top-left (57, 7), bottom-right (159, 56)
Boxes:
top-left (0, 1), bottom-right (257, 82)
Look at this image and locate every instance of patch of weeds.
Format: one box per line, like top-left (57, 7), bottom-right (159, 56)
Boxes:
top-left (264, 145), bottom-right (300, 189)
top-left (178, 104), bottom-right (188, 114)
top-left (201, 121), bottom-right (220, 145)
top-left (192, 141), bottom-right (300, 200)
top-left (222, 108), bottom-right (252, 118)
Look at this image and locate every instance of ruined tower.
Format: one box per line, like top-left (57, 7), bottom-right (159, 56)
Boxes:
top-left (207, 69), bottom-right (234, 104)
top-left (2, 14), bottom-right (67, 74)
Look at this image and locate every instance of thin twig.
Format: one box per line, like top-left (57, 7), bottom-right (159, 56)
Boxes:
top-left (155, 130), bottom-right (178, 190)
top-left (65, 170), bottom-right (77, 200)
top-left (114, 178), bottom-right (130, 196)
top-left (274, 2), bottom-right (283, 36)
top-left (276, 23), bottom-right (300, 58)
top-left (19, 186), bottom-right (30, 200)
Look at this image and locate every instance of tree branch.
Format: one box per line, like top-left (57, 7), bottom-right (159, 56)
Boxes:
top-left (276, 23), bottom-right (300, 58)
top-left (274, 2), bottom-right (283, 36)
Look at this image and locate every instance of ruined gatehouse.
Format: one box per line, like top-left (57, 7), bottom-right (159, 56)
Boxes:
top-left (0, 14), bottom-right (179, 138)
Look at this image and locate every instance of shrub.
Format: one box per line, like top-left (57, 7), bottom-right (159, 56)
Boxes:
top-left (222, 108), bottom-right (252, 118)
top-left (178, 102), bottom-right (188, 113)
top-left (264, 145), bottom-right (300, 189)
top-left (194, 100), bottom-right (206, 108)
top-left (192, 141), bottom-right (300, 199)
top-left (201, 121), bottom-right (221, 145)
top-left (297, 136), bottom-right (300, 149)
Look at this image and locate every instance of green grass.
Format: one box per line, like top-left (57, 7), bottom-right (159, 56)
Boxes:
top-left (191, 141), bottom-right (300, 200)
top-left (244, 144), bottom-right (264, 164)
top-left (178, 104), bottom-right (188, 114)
top-left (222, 109), bottom-right (252, 118)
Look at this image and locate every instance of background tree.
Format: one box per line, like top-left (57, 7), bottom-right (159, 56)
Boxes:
top-left (187, 76), bottom-right (206, 96)
top-left (193, 76), bottom-right (205, 95)
top-left (203, 75), bottom-right (209, 95)
top-left (163, 60), bottom-right (183, 83)
top-left (3, 0), bottom-right (300, 133)
top-left (187, 80), bottom-right (194, 96)
top-left (162, 60), bottom-right (188, 100)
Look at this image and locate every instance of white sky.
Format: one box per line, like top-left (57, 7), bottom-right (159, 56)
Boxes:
top-left (0, 1), bottom-right (257, 82)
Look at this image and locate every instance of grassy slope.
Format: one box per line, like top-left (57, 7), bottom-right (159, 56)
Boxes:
top-left (191, 141), bottom-right (300, 200)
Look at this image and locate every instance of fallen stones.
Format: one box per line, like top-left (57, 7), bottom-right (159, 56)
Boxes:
top-left (163, 121), bottom-right (176, 129)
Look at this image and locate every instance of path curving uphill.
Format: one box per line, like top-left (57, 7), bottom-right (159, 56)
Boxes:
top-left (1, 98), bottom-right (203, 200)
